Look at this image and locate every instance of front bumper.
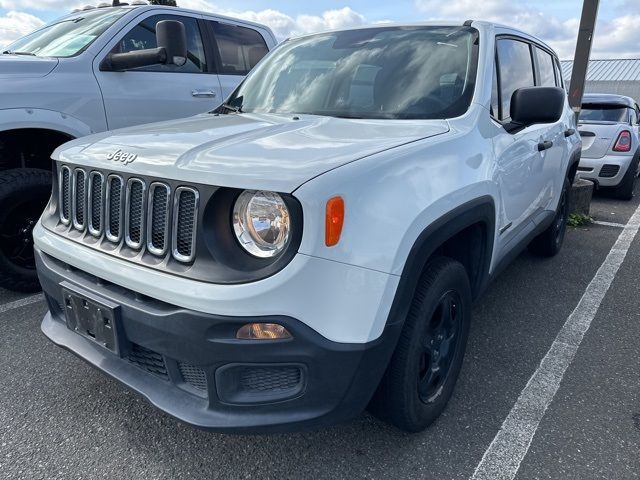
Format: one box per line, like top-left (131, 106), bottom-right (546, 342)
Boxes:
top-left (577, 153), bottom-right (635, 187)
top-left (36, 248), bottom-right (402, 433)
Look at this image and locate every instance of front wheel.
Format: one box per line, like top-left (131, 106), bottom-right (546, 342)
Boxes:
top-left (369, 256), bottom-right (471, 432)
top-left (528, 178), bottom-right (569, 257)
top-left (0, 169), bottom-right (52, 292)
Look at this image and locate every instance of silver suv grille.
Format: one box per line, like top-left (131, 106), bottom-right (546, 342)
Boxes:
top-left (58, 166), bottom-right (199, 263)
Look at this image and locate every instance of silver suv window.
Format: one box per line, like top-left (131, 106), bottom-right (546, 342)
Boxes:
top-left (496, 38), bottom-right (535, 121)
top-left (224, 26), bottom-right (479, 120)
top-left (4, 8), bottom-right (128, 58)
top-left (210, 22), bottom-right (269, 76)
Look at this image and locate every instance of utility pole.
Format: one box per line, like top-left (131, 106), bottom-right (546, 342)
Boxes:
top-left (568, 0), bottom-right (600, 122)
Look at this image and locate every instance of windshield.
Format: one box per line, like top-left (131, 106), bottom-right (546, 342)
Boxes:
top-left (579, 104), bottom-right (629, 123)
top-left (224, 26), bottom-right (479, 120)
top-left (4, 8), bottom-right (129, 58)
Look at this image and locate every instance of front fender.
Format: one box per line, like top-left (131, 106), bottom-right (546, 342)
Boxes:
top-left (0, 108), bottom-right (94, 139)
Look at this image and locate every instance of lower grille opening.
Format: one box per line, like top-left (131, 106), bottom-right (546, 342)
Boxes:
top-left (178, 362), bottom-right (207, 391)
top-left (216, 364), bottom-right (305, 404)
top-left (127, 343), bottom-right (168, 380)
top-left (599, 164), bottom-right (620, 178)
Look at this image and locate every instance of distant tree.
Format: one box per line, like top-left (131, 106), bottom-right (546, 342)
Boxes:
top-left (150, 0), bottom-right (177, 5)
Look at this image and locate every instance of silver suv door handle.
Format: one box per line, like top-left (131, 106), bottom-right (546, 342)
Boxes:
top-left (191, 89), bottom-right (217, 98)
top-left (537, 140), bottom-right (553, 151)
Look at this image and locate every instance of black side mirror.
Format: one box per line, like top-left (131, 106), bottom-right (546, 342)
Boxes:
top-left (100, 20), bottom-right (187, 72)
top-left (510, 87), bottom-right (565, 126)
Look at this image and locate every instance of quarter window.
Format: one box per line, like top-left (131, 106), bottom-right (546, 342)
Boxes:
top-left (534, 47), bottom-right (555, 87)
top-left (496, 38), bottom-right (535, 121)
top-left (111, 14), bottom-right (207, 73)
top-left (210, 22), bottom-right (268, 75)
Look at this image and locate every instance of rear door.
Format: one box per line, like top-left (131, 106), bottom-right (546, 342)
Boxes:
top-left (93, 11), bottom-right (222, 130)
top-left (204, 20), bottom-right (270, 100)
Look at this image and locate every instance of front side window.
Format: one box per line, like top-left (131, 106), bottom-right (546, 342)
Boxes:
top-left (210, 22), bottom-right (269, 76)
top-left (497, 38), bottom-right (535, 121)
top-left (534, 47), bottom-right (555, 87)
top-left (111, 14), bottom-right (206, 73)
top-left (579, 104), bottom-right (630, 123)
top-left (4, 8), bottom-right (128, 58)
top-left (225, 26), bottom-right (479, 120)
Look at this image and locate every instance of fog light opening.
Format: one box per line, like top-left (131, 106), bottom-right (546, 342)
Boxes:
top-left (236, 323), bottom-right (292, 340)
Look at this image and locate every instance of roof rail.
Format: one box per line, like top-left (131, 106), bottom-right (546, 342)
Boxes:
top-left (463, 20), bottom-right (473, 26)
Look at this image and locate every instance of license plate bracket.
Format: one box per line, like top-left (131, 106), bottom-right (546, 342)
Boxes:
top-left (61, 282), bottom-right (121, 355)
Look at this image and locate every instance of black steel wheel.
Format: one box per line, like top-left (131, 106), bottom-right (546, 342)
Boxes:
top-left (369, 256), bottom-right (471, 432)
top-left (417, 290), bottom-right (464, 404)
top-left (529, 178), bottom-right (570, 257)
top-left (0, 169), bottom-right (52, 292)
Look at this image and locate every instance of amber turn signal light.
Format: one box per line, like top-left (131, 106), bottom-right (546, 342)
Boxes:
top-left (236, 323), bottom-right (292, 340)
top-left (325, 196), bottom-right (345, 246)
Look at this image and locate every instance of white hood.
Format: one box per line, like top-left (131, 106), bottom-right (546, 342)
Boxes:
top-left (54, 112), bottom-right (450, 192)
top-left (0, 55), bottom-right (59, 78)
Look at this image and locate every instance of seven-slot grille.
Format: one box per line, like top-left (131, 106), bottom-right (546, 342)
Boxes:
top-left (58, 166), bottom-right (199, 263)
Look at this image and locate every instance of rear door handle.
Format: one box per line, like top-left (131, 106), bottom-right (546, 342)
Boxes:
top-left (564, 128), bottom-right (575, 137)
top-left (537, 140), bottom-right (553, 151)
top-left (191, 89), bottom-right (217, 98)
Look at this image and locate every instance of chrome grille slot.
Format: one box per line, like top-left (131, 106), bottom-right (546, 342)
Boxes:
top-left (72, 168), bottom-right (87, 231)
top-left (172, 187), bottom-right (198, 263)
top-left (87, 171), bottom-right (104, 237)
top-left (106, 175), bottom-right (124, 242)
top-left (125, 178), bottom-right (146, 250)
top-left (58, 166), bottom-right (71, 225)
top-left (147, 182), bottom-right (171, 256)
top-left (54, 164), bottom-right (201, 266)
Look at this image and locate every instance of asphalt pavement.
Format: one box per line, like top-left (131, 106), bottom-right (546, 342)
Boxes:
top-left (1, 184), bottom-right (639, 480)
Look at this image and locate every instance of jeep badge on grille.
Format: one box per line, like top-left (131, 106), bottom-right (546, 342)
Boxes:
top-left (107, 149), bottom-right (137, 165)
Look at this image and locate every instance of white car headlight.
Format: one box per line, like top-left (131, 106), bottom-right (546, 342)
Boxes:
top-left (232, 190), bottom-right (291, 258)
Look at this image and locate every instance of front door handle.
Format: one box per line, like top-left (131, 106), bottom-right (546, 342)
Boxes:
top-left (191, 89), bottom-right (217, 98)
top-left (564, 128), bottom-right (576, 137)
top-left (537, 140), bottom-right (553, 151)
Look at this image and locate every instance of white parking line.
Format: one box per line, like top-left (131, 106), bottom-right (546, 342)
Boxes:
top-left (593, 220), bottom-right (626, 228)
top-left (471, 201), bottom-right (640, 480)
top-left (0, 293), bottom-right (45, 315)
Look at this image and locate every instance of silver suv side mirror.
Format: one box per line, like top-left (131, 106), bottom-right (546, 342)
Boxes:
top-left (100, 20), bottom-right (188, 72)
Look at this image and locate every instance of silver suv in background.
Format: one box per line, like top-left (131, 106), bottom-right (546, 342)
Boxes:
top-left (577, 94), bottom-right (640, 199)
top-left (0, 3), bottom-right (276, 292)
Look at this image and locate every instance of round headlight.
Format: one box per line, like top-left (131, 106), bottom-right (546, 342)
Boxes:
top-left (233, 190), bottom-right (291, 258)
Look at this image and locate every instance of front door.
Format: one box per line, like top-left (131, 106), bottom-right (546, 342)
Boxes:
top-left (93, 12), bottom-right (222, 130)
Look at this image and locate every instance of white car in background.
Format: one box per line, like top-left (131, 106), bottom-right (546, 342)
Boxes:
top-left (577, 93), bottom-right (640, 199)
top-left (0, 3), bottom-right (276, 291)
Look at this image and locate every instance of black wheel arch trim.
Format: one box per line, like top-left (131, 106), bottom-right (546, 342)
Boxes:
top-left (385, 195), bottom-right (495, 333)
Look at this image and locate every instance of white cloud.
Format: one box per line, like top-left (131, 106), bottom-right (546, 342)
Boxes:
top-left (0, 11), bottom-right (44, 47)
top-left (415, 0), bottom-right (640, 59)
top-left (179, 2), bottom-right (366, 40)
top-left (0, 0), bottom-right (69, 9)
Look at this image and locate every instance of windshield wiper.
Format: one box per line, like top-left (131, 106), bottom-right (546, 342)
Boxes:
top-left (2, 50), bottom-right (36, 56)
top-left (219, 103), bottom-right (242, 114)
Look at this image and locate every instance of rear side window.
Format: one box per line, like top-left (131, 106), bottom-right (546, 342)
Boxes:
top-left (496, 38), bottom-right (535, 121)
top-left (211, 22), bottom-right (268, 75)
top-left (111, 14), bottom-right (207, 73)
top-left (534, 47), bottom-right (555, 87)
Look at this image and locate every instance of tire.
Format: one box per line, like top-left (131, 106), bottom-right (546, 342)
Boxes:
top-left (528, 178), bottom-right (569, 257)
top-left (0, 168), bottom-right (52, 292)
top-left (613, 154), bottom-right (639, 201)
top-left (369, 256), bottom-right (471, 432)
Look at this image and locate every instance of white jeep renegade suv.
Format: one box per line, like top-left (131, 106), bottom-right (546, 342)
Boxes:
top-left (34, 21), bottom-right (581, 433)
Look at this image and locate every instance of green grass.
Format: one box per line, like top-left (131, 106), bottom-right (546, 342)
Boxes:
top-left (567, 213), bottom-right (592, 228)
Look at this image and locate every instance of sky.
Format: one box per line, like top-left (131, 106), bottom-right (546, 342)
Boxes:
top-left (1, 0), bottom-right (639, 60)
